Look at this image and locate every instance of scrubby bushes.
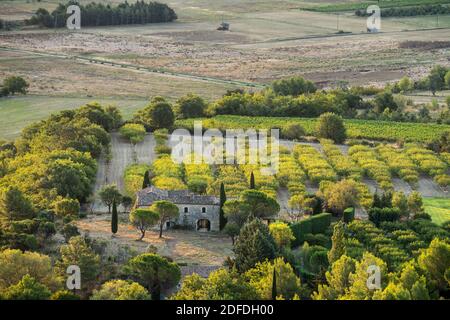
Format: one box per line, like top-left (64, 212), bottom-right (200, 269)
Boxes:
top-left (271, 76), bottom-right (317, 96)
top-left (133, 97), bottom-right (174, 131)
top-left (316, 113), bottom-right (347, 143)
top-left (0, 76), bottom-right (29, 96)
top-left (406, 144), bottom-right (449, 187)
top-left (369, 207), bottom-right (401, 227)
top-left (321, 139), bottom-right (361, 180)
top-left (281, 123), bottom-right (306, 140)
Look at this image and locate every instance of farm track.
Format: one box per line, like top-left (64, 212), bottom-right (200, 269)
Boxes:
top-left (0, 46), bottom-right (265, 89)
top-left (92, 132), bottom-right (156, 212)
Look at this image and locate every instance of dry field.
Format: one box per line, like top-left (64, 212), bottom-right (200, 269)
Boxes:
top-left (76, 214), bottom-right (233, 266)
top-left (1, 1), bottom-right (450, 96)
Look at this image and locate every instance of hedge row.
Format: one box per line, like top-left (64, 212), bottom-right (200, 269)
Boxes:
top-left (290, 213), bottom-right (332, 247)
top-left (368, 207), bottom-right (401, 227)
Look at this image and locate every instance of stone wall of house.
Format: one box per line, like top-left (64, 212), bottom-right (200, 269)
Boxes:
top-left (172, 204), bottom-right (220, 231)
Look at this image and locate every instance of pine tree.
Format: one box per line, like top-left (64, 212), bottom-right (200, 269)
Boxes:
top-left (234, 218), bottom-right (276, 272)
top-left (271, 268), bottom-right (277, 300)
top-left (250, 172), bottom-right (255, 189)
top-left (328, 221), bottom-right (346, 265)
top-left (219, 182), bottom-right (227, 230)
top-left (142, 170), bottom-right (150, 189)
top-left (111, 199), bottom-right (118, 235)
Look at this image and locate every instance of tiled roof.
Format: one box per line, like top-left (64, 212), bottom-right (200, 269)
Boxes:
top-left (136, 186), bottom-right (220, 206)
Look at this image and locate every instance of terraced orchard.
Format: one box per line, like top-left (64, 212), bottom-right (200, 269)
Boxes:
top-left (321, 139), bottom-right (361, 180)
top-left (294, 144), bottom-right (337, 184)
top-left (406, 145), bottom-right (450, 187)
top-left (376, 145), bottom-right (419, 187)
top-left (121, 133), bottom-right (448, 218)
top-left (349, 145), bottom-right (393, 191)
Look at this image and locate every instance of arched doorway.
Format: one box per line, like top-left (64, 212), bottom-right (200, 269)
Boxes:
top-left (197, 219), bottom-right (210, 232)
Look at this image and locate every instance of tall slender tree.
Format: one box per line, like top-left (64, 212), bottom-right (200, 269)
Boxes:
top-left (142, 170), bottom-right (150, 189)
top-left (250, 172), bottom-right (255, 189)
top-left (328, 221), bottom-right (346, 265)
top-left (271, 268), bottom-right (277, 300)
top-left (111, 199), bottom-right (118, 235)
top-left (219, 182), bottom-right (227, 230)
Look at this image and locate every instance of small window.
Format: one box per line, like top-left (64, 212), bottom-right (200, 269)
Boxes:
top-left (184, 207), bottom-right (188, 213)
top-left (202, 207), bottom-right (206, 213)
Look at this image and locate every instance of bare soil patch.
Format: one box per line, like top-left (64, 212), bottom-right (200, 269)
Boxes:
top-left (76, 214), bottom-right (233, 266)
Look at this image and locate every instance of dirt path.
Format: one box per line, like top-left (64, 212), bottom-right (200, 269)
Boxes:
top-left (92, 132), bottom-right (156, 212)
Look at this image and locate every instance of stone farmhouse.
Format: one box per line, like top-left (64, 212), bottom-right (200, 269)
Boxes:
top-left (135, 186), bottom-right (220, 231)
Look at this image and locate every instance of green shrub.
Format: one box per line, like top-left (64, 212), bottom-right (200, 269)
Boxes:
top-left (413, 212), bottom-right (432, 221)
top-left (281, 123), bottom-right (306, 140)
top-left (310, 213), bottom-right (332, 234)
top-left (303, 233), bottom-right (329, 247)
top-left (290, 213), bottom-right (332, 247)
top-left (9, 219), bottom-right (39, 234)
top-left (343, 207), bottom-right (355, 223)
top-left (7, 233), bottom-right (39, 251)
top-left (368, 207), bottom-right (401, 226)
top-left (290, 219), bottom-right (312, 247)
top-left (155, 144), bottom-right (172, 155)
top-left (61, 223), bottom-right (80, 242)
top-left (37, 221), bottom-right (56, 239)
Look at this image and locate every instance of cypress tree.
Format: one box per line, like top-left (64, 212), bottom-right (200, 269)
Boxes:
top-left (327, 221), bottom-right (346, 264)
top-left (219, 182), bottom-right (227, 230)
top-left (381, 191), bottom-right (392, 208)
top-left (111, 199), bottom-right (118, 235)
top-left (271, 268), bottom-right (277, 300)
top-left (250, 172), bottom-right (255, 189)
top-left (142, 170), bottom-right (150, 189)
top-left (373, 192), bottom-right (382, 208)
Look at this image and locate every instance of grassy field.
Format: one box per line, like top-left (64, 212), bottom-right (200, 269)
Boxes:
top-left (0, 96), bottom-right (150, 140)
top-left (176, 115), bottom-right (450, 143)
top-left (423, 197), bottom-right (450, 225)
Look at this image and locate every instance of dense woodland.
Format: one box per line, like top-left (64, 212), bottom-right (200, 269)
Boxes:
top-left (28, 1), bottom-right (177, 28)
